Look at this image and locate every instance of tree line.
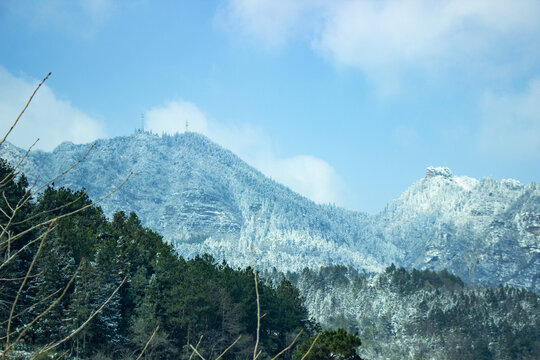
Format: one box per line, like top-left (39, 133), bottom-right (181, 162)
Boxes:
top-left (0, 158), bottom-right (363, 359)
top-left (289, 264), bottom-right (540, 359)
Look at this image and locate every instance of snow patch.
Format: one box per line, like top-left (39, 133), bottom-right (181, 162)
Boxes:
top-left (452, 176), bottom-right (478, 191)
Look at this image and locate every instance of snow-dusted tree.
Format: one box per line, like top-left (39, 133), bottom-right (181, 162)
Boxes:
top-left (0, 73), bottom-right (128, 358)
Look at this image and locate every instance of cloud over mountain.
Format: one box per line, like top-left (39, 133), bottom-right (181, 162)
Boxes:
top-left (144, 99), bottom-right (345, 205)
top-left (479, 78), bottom-right (540, 159)
top-left (0, 67), bottom-right (106, 151)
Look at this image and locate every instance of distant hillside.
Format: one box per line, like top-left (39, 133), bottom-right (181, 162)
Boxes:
top-left (282, 265), bottom-right (540, 360)
top-left (377, 166), bottom-right (540, 290)
top-left (1, 133), bottom-right (539, 292)
top-left (0, 132), bottom-right (392, 273)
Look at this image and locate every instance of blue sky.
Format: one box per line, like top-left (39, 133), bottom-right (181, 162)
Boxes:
top-left (1, 0), bottom-right (539, 213)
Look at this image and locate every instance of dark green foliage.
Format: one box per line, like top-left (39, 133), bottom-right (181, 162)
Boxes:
top-left (0, 161), bottom-right (312, 359)
top-left (383, 263), bottom-right (464, 294)
top-left (292, 329), bottom-right (363, 360)
top-left (0, 159), bottom-right (35, 337)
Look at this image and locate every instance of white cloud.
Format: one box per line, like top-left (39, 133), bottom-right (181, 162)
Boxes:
top-left (0, 67), bottom-right (106, 151)
top-left (143, 99), bottom-right (344, 205)
top-left (318, 0), bottom-right (540, 68)
top-left (215, 0), bottom-right (321, 48)
top-left (145, 100), bottom-right (208, 135)
top-left (478, 79), bottom-right (540, 158)
top-left (3, 0), bottom-right (115, 37)
top-left (219, 0), bottom-right (540, 75)
top-left (261, 155), bottom-right (342, 204)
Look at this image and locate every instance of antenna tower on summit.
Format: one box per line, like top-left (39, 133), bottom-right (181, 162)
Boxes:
top-left (141, 113), bottom-right (145, 132)
top-left (185, 119), bottom-right (189, 133)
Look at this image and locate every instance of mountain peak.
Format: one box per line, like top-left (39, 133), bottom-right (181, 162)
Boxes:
top-left (425, 166), bottom-right (452, 179)
top-left (0, 136), bottom-right (538, 292)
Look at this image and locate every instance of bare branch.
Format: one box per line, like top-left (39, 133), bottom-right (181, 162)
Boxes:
top-left (270, 329), bottom-right (304, 360)
top-left (2, 170), bottom-right (132, 248)
top-left (0, 138), bottom-right (39, 187)
top-left (5, 220), bottom-right (53, 347)
top-left (0, 271), bottom-right (42, 281)
top-left (135, 325), bottom-right (160, 360)
top-left (250, 243), bottom-right (261, 360)
top-left (0, 140), bottom-right (95, 245)
top-left (300, 333), bottom-right (321, 360)
top-left (214, 335), bottom-right (242, 360)
top-left (0, 72), bottom-right (51, 147)
top-left (53, 349), bottom-right (69, 360)
top-left (0, 226), bottom-right (56, 272)
top-left (189, 344), bottom-right (207, 360)
top-left (37, 275), bottom-right (127, 354)
top-left (11, 192), bottom-right (86, 226)
top-left (189, 335), bottom-right (204, 360)
top-left (3, 191), bottom-right (15, 213)
top-left (0, 288), bottom-right (61, 326)
top-left (2, 245), bottom-right (80, 358)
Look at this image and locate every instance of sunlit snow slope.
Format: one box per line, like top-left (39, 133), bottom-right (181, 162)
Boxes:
top-left (1, 134), bottom-right (538, 291)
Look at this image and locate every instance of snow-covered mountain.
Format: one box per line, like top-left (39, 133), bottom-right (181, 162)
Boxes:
top-left (1, 133), bottom-right (538, 292)
top-left (0, 132), bottom-right (394, 273)
top-left (378, 166), bottom-right (540, 290)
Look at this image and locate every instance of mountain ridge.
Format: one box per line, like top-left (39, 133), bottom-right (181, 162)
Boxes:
top-left (1, 132), bottom-right (538, 291)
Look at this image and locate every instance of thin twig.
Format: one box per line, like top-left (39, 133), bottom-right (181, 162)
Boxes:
top-left (300, 333), bottom-right (321, 360)
top-left (270, 329), bottom-right (304, 360)
top-left (0, 138), bottom-right (39, 186)
top-left (2, 247), bottom-right (80, 358)
top-left (0, 288), bottom-right (61, 326)
top-left (53, 349), bottom-right (69, 360)
top-left (215, 335), bottom-right (242, 360)
top-left (135, 325), bottom-right (160, 360)
top-left (0, 226), bottom-right (56, 272)
top-left (0, 142), bottom-right (95, 243)
top-left (27, 143), bottom-right (96, 200)
top-left (0, 72), bottom-right (51, 147)
top-left (189, 335), bottom-right (204, 360)
top-left (1, 171), bottom-right (132, 249)
top-left (0, 168), bottom-right (17, 187)
top-left (37, 275), bottom-right (128, 355)
top-left (5, 221), bottom-right (53, 347)
top-left (250, 243), bottom-right (261, 360)
top-left (3, 191), bottom-right (15, 213)
top-left (0, 142), bottom-right (97, 246)
top-left (11, 192), bottom-right (86, 226)
top-left (189, 344), bottom-right (207, 360)
top-left (0, 271), bottom-right (42, 281)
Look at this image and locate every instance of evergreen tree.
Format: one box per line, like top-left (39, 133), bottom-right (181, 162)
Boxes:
top-left (0, 159), bottom-right (35, 338)
top-left (292, 329), bottom-right (363, 360)
top-left (28, 230), bottom-right (76, 344)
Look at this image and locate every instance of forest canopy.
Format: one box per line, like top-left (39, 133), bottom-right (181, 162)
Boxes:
top-left (0, 159), bottom-right (332, 359)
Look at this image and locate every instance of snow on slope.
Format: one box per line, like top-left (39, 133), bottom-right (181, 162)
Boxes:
top-left (0, 132), bottom-right (394, 273)
top-left (1, 133), bottom-right (538, 291)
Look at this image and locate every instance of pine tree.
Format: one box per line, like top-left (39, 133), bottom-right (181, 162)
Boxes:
top-left (292, 329), bottom-right (364, 360)
top-left (28, 232), bottom-right (76, 344)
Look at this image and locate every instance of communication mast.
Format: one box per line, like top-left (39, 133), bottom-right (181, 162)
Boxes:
top-left (185, 119), bottom-right (189, 133)
top-left (141, 113), bottom-right (145, 132)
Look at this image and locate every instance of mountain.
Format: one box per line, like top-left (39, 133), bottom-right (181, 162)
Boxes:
top-left (282, 265), bottom-right (540, 359)
top-left (0, 132), bottom-right (395, 273)
top-left (1, 133), bottom-right (539, 292)
top-left (377, 166), bottom-right (540, 290)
